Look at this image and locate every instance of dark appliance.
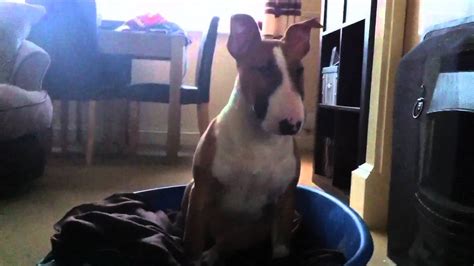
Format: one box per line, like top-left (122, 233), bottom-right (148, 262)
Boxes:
top-left (388, 18), bottom-right (474, 265)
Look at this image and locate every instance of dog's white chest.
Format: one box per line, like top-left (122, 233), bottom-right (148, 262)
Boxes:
top-left (211, 132), bottom-right (297, 216)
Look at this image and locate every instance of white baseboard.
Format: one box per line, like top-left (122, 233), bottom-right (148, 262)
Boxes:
top-left (52, 128), bottom-right (314, 152)
top-left (138, 130), bottom-right (200, 147)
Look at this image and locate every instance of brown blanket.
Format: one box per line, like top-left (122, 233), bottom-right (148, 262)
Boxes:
top-left (45, 193), bottom-right (345, 266)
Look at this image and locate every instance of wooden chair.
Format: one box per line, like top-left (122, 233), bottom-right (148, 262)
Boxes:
top-left (120, 17), bottom-right (219, 153)
top-left (28, 0), bottom-right (131, 165)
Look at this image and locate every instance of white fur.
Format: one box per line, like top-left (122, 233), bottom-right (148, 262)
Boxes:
top-left (211, 84), bottom-right (297, 218)
top-left (262, 47), bottom-right (305, 134)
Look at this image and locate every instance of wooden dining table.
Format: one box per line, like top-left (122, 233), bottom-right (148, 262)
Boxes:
top-left (97, 29), bottom-right (186, 160)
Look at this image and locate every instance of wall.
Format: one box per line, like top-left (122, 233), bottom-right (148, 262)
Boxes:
top-left (349, 0), bottom-right (407, 230)
top-left (301, 0), bottom-right (322, 142)
top-left (131, 31), bottom-right (237, 146)
top-left (418, 0), bottom-right (474, 36)
top-left (52, 4), bottom-right (322, 152)
top-left (404, 0), bottom-right (474, 54)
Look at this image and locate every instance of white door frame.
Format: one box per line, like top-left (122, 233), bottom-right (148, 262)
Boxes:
top-left (349, 0), bottom-right (409, 230)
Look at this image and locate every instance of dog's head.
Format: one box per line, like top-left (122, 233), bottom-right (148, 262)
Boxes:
top-left (228, 14), bottom-right (321, 135)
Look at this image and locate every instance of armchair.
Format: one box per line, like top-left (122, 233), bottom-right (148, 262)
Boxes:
top-left (0, 40), bottom-right (52, 196)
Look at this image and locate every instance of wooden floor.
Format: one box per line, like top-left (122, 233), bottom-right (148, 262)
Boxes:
top-left (298, 152), bottom-right (318, 187)
top-left (312, 174), bottom-right (349, 204)
top-left (0, 150), bottom-right (391, 265)
top-left (0, 151), bottom-right (319, 265)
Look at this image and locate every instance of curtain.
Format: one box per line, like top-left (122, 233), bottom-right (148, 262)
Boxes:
top-left (263, 0), bottom-right (302, 39)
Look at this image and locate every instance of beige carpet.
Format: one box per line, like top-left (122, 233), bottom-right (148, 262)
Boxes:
top-left (0, 153), bottom-right (315, 265)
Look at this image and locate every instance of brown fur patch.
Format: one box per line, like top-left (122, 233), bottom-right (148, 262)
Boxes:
top-left (193, 119), bottom-right (217, 171)
top-left (237, 41), bottom-right (282, 115)
top-left (182, 119), bottom-right (223, 259)
top-left (237, 40), bottom-right (301, 120)
top-left (285, 59), bottom-right (305, 98)
top-left (236, 40), bottom-right (305, 120)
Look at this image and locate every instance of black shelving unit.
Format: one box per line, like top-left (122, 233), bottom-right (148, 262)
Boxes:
top-left (319, 104), bottom-right (360, 113)
top-left (313, 0), bottom-right (377, 193)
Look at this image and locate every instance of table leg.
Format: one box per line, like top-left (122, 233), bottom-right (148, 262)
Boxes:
top-left (76, 101), bottom-right (83, 144)
top-left (102, 101), bottom-right (114, 153)
top-left (166, 36), bottom-right (185, 161)
top-left (127, 100), bottom-right (140, 154)
top-left (85, 100), bottom-right (96, 165)
top-left (60, 100), bottom-right (69, 153)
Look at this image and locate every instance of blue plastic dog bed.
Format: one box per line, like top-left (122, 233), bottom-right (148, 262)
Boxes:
top-left (135, 185), bottom-right (374, 266)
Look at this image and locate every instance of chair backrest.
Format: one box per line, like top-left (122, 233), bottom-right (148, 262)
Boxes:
top-left (27, 0), bottom-right (101, 95)
top-left (195, 16), bottom-right (219, 103)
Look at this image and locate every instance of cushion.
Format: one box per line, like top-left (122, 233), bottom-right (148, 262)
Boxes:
top-left (0, 1), bottom-right (45, 83)
top-left (0, 84), bottom-right (52, 140)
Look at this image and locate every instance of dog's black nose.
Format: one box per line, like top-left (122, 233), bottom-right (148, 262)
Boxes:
top-left (279, 119), bottom-right (302, 135)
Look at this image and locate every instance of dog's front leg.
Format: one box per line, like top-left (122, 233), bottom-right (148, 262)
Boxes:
top-left (183, 183), bottom-right (208, 264)
top-left (271, 182), bottom-right (297, 259)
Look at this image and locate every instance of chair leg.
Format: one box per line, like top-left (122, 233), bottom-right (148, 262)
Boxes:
top-left (85, 101), bottom-right (97, 165)
top-left (127, 101), bottom-right (140, 154)
top-left (197, 103), bottom-right (210, 135)
top-left (76, 101), bottom-right (83, 144)
top-left (102, 100), bottom-right (114, 153)
top-left (60, 100), bottom-right (69, 153)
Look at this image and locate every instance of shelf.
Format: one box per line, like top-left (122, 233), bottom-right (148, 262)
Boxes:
top-left (322, 19), bottom-right (365, 37)
top-left (339, 20), bottom-right (365, 107)
top-left (342, 19), bottom-right (365, 30)
top-left (319, 104), bottom-right (361, 113)
top-left (322, 27), bottom-right (341, 37)
top-left (315, 0), bottom-right (375, 193)
top-left (313, 174), bottom-right (349, 204)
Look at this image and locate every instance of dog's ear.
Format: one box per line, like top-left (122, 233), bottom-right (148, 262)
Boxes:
top-left (228, 14), bottom-right (262, 60)
top-left (283, 18), bottom-right (322, 61)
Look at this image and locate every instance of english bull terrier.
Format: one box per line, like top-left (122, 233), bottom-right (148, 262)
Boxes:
top-left (180, 14), bottom-right (321, 265)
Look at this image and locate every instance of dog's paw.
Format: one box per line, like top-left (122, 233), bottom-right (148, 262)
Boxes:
top-left (272, 244), bottom-right (290, 259)
top-left (200, 248), bottom-right (219, 266)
